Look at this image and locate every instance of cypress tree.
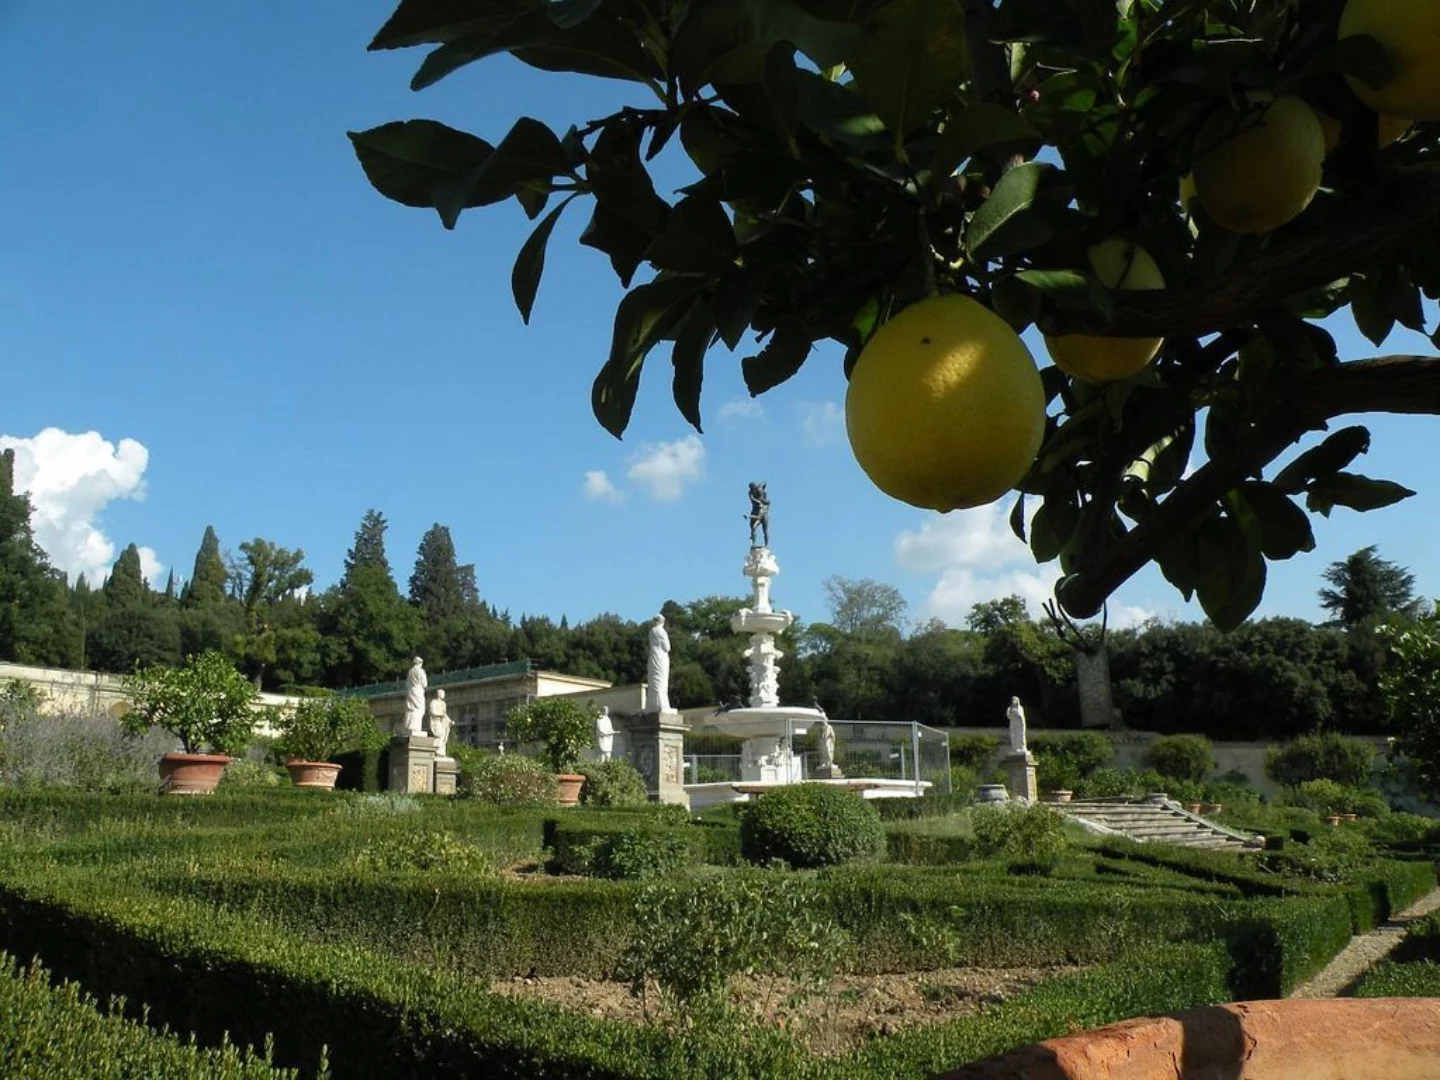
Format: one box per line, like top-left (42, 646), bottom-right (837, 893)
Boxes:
top-left (343, 510), bottom-right (392, 582)
top-left (409, 523), bottom-right (468, 625)
top-left (103, 544), bottom-right (147, 608)
top-left (181, 525), bottom-right (228, 607)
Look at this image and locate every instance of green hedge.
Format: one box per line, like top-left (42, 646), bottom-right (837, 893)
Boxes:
top-left (0, 950), bottom-right (297, 1079)
top-left (545, 815), bottom-right (741, 873)
top-left (331, 745), bottom-right (386, 792)
top-left (1353, 959), bottom-right (1440, 997)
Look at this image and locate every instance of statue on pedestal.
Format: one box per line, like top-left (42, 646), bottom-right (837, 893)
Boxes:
top-left (647, 614), bottom-right (672, 713)
top-left (817, 714), bottom-right (838, 777)
top-left (1007, 696), bottom-right (1028, 755)
top-left (595, 706), bottom-right (615, 761)
top-left (427, 688), bottom-right (451, 757)
top-left (746, 481), bottom-right (770, 547)
top-left (403, 657), bottom-right (427, 737)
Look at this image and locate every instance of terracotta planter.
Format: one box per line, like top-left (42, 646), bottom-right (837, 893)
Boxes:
top-left (1327, 814), bottom-right (1343, 826)
top-left (285, 759), bottom-right (342, 790)
top-left (556, 772), bottom-right (586, 807)
top-left (1042, 790), bottom-right (1073, 804)
top-left (1203, 803), bottom-right (1224, 815)
top-left (938, 998), bottom-right (1440, 1080)
top-left (1187, 802), bottom-right (1204, 815)
top-left (158, 752), bottom-right (230, 796)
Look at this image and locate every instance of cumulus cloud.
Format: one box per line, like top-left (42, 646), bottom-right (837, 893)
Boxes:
top-left (0, 428), bottom-right (165, 586)
top-left (626, 435), bottom-right (705, 501)
top-left (717, 398), bottom-right (764, 422)
top-left (583, 469), bottom-right (623, 504)
top-left (800, 401), bottom-right (844, 447)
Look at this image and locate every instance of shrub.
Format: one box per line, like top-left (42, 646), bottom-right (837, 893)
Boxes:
top-left (948, 733), bottom-right (1002, 771)
top-left (355, 829), bottom-right (495, 874)
top-left (504, 698), bottom-right (595, 773)
top-left (970, 804), bottom-right (1066, 869)
top-left (274, 692), bottom-right (381, 762)
top-left (121, 652), bottom-right (259, 756)
top-left (948, 764), bottom-right (979, 800)
top-left (738, 784), bottom-right (884, 868)
top-left (558, 828), bottom-right (692, 880)
top-left (219, 757), bottom-right (283, 788)
top-left (1146, 735), bottom-right (1216, 783)
top-left (457, 753), bottom-right (558, 807)
top-left (1265, 733), bottom-right (1375, 788)
top-left (577, 759), bottom-right (648, 807)
top-left (1256, 826), bottom-right (1376, 884)
top-left (0, 706), bottom-right (170, 793)
top-left (1074, 766), bottom-right (1135, 798)
top-left (1031, 732), bottom-right (1114, 792)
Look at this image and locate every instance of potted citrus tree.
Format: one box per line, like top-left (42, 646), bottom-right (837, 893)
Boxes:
top-left (121, 651), bottom-right (258, 795)
top-left (274, 692), bottom-right (380, 790)
top-left (505, 698), bottom-right (596, 807)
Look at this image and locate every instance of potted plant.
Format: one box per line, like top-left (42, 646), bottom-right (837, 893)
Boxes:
top-left (274, 692), bottom-right (380, 790)
top-left (505, 698), bottom-right (597, 807)
top-left (121, 652), bottom-right (258, 795)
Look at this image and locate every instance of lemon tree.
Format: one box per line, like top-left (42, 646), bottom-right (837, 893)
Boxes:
top-left (352, 0), bottom-right (1440, 630)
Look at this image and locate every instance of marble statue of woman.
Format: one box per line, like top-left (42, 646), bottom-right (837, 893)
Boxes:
top-left (594, 706), bottom-right (615, 761)
top-left (427, 688), bottom-right (451, 757)
top-left (818, 715), bottom-right (836, 773)
top-left (403, 657), bottom-right (428, 736)
top-left (1007, 696), bottom-right (1028, 755)
top-left (647, 614), bottom-right (672, 713)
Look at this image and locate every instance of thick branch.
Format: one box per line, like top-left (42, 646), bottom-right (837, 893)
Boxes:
top-left (1058, 355), bottom-right (1440, 619)
top-left (1040, 174), bottom-right (1440, 339)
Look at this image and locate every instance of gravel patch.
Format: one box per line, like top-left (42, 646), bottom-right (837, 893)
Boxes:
top-left (1289, 887), bottom-right (1440, 999)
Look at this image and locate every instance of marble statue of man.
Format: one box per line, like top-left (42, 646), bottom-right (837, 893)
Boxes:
top-left (647, 614), bottom-right (672, 713)
top-left (1007, 696), bottom-right (1028, 755)
top-left (403, 657), bottom-right (428, 736)
top-left (594, 706), bottom-right (615, 761)
top-left (427, 688), bottom-right (452, 757)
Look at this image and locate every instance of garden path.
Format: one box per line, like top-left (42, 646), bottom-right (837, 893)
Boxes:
top-left (1289, 886), bottom-right (1440, 999)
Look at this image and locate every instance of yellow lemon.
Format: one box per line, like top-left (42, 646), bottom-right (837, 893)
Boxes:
top-left (1044, 239), bottom-right (1166, 384)
top-left (1193, 96), bottom-right (1325, 234)
top-left (1340, 0), bottom-right (1440, 119)
top-left (845, 294), bottom-right (1045, 512)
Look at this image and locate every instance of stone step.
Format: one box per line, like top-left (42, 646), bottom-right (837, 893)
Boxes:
top-left (1064, 799), bottom-right (1256, 851)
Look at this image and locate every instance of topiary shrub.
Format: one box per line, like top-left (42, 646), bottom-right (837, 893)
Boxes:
top-left (1146, 734), bottom-right (1216, 783)
top-left (457, 752), bottom-right (558, 807)
top-left (738, 784), bottom-right (884, 868)
top-left (948, 732), bottom-right (1002, 771)
top-left (970, 803), bottom-right (1067, 871)
top-left (1031, 731), bottom-right (1114, 792)
top-left (577, 759), bottom-right (649, 807)
top-left (1265, 733), bottom-right (1376, 788)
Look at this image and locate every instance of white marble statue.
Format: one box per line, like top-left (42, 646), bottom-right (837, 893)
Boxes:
top-left (1007, 696), bottom-right (1028, 755)
top-left (427, 688), bottom-right (451, 757)
top-left (403, 657), bottom-right (428, 736)
top-left (595, 705), bottom-right (615, 761)
top-left (817, 714), bottom-right (836, 773)
top-left (647, 614), bottom-right (672, 713)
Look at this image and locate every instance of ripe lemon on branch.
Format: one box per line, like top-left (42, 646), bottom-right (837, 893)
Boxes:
top-left (1341, 0), bottom-right (1440, 119)
top-left (1044, 238), bottom-right (1166, 384)
top-left (1193, 96), bottom-right (1325, 234)
top-left (845, 294), bottom-right (1046, 512)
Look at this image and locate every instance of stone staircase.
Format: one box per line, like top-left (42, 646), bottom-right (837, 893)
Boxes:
top-left (1062, 797), bottom-right (1263, 852)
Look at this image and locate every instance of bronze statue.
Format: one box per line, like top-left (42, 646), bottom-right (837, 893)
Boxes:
top-left (747, 482), bottom-right (770, 547)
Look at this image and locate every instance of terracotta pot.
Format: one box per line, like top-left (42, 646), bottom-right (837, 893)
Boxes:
top-left (1187, 802), bottom-right (1204, 815)
top-left (556, 773), bottom-right (586, 807)
top-left (1203, 803), bottom-right (1224, 815)
top-left (937, 998), bottom-right (1440, 1080)
top-left (285, 759), bottom-right (342, 790)
top-left (158, 752), bottom-right (230, 796)
top-left (1327, 814), bottom-right (1343, 826)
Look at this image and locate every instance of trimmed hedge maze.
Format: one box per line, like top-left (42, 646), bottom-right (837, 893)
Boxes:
top-left (0, 788), bottom-right (1432, 1079)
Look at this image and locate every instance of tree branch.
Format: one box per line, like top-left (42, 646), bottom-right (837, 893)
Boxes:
top-left (1058, 355), bottom-right (1440, 618)
top-left (1040, 173), bottom-right (1440, 339)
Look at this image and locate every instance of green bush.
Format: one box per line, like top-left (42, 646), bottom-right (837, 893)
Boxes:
top-left (1146, 735), bottom-right (1215, 783)
top-left (948, 733), bottom-right (1001, 771)
top-left (549, 825), bottom-right (692, 880)
top-left (218, 757), bottom-right (283, 789)
top-left (970, 804), bottom-right (1066, 870)
top-left (738, 784), bottom-right (885, 868)
top-left (1354, 958), bottom-right (1440, 997)
top-left (578, 759), bottom-right (649, 807)
top-left (121, 651), bottom-right (259, 756)
top-left (274, 692), bottom-right (382, 762)
top-left (1265, 733), bottom-right (1376, 788)
top-left (1031, 732), bottom-right (1114, 792)
top-left (1256, 826), bottom-right (1376, 884)
top-left (457, 752), bottom-right (558, 807)
top-left (0, 951), bottom-right (299, 1079)
top-left (354, 829), bottom-right (496, 874)
top-left (504, 698), bottom-right (595, 773)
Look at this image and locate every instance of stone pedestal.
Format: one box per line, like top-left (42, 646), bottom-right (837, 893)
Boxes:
top-left (624, 710), bottom-right (690, 808)
top-left (388, 734), bottom-right (438, 794)
top-left (1002, 750), bottom-right (1038, 805)
top-left (812, 763), bottom-right (845, 780)
top-left (434, 756), bottom-right (458, 796)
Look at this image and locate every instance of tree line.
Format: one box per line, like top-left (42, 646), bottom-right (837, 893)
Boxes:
top-left (0, 449), bottom-right (1426, 741)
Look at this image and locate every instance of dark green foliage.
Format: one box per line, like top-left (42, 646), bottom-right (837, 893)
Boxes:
top-left (275, 691), bottom-right (382, 762)
top-left (947, 733), bottom-right (1001, 771)
top-left (1356, 911), bottom-right (1440, 997)
top-left (1318, 546), bottom-right (1420, 628)
top-left (182, 526), bottom-right (229, 609)
top-left (739, 784), bottom-right (885, 868)
top-left (103, 544), bottom-right (148, 609)
top-left (455, 750), bottom-right (558, 807)
top-left (1145, 735), bottom-right (1216, 783)
top-left (1265, 734), bottom-right (1376, 788)
top-left (578, 759), bottom-right (649, 807)
top-left (506, 698), bottom-right (596, 773)
top-left (545, 814), bottom-right (739, 874)
top-left (0, 450), bottom-right (78, 668)
top-left (970, 805), bottom-right (1066, 871)
top-left (331, 744), bottom-right (386, 792)
top-left (1030, 732), bottom-right (1114, 792)
top-left (0, 952), bottom-right (298, 1079)
top-left (408, 523), bottom-right (475, 625)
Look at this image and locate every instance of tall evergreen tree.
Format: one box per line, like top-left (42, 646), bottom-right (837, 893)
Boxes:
top-left (162, 569), bottom-right (177, 602)
top-left (322, 510), bottom-right (417, 686)
top-left (0, 449), bottom-right (78, 665)
top-left (1318, 546), bottom-right (1422, 628)
top-left (409, 523), bottom-right (469, 625)
top-left (103, 543), bottom-right (148, 608)
top-left (181, 525), bottom-right (228, 607)
top-left (343, 510), bottom-right (392, 581)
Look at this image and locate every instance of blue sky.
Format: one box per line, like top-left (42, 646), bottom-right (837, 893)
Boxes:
top-left (1, 3), bottom-right (1436, 638)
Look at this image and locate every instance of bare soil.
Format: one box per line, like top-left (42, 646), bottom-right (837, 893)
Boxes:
top-left (492, 966), bottom-right (1064, 1055)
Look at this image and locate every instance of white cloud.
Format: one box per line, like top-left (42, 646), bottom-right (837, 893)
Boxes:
top-left (0, 428), bottom-right (165, 586)
top-left (626, 436), bottom-right (705, 501)
top-left (925, 564), bottom-right (1063, 625)
top-left (800, 401), bottom-right (844, 447)
top-left (895, 502), bottom-right (1029, 576)
top-left (1108, 605), bottom-right (1157, 630)
top-left (583, 469), bottom-right (623, 504)
top-left (717, 398), bottom-right (764, 422)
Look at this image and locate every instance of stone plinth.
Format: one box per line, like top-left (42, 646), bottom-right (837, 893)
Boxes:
top-left (624, 710), bottom-right (690, 808)
top-left (434, 756), bottom-right (458, 796)
top-left (388, 734), bottom-right (438, 794)
top-left (1001, 750), bottom-right (1037, 805)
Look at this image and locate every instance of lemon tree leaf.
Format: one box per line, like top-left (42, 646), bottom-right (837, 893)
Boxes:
top-left (593, 278), bottom-right (704, 437)
top-left (1194, 513), bottom-right (1266, 631)
top-left (671, 304), bottom-right (715, 433)
top-left (1272, 427), bottom-right (1371, 494)
top-left (1235, 482), bottom-right (1315, 561)
top-left (348, 121), bottom-right (495, 209)
top-left (847, 0), bottom-right (968, 150)
top-left (1305, 473), bottom-right (1416, 517)
top-left (742, 318), bottom-right (811, 395)
top-left (966, 162), bottom-right (1069, 262)
top-left (511, 194), bottom-right (576, 324)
